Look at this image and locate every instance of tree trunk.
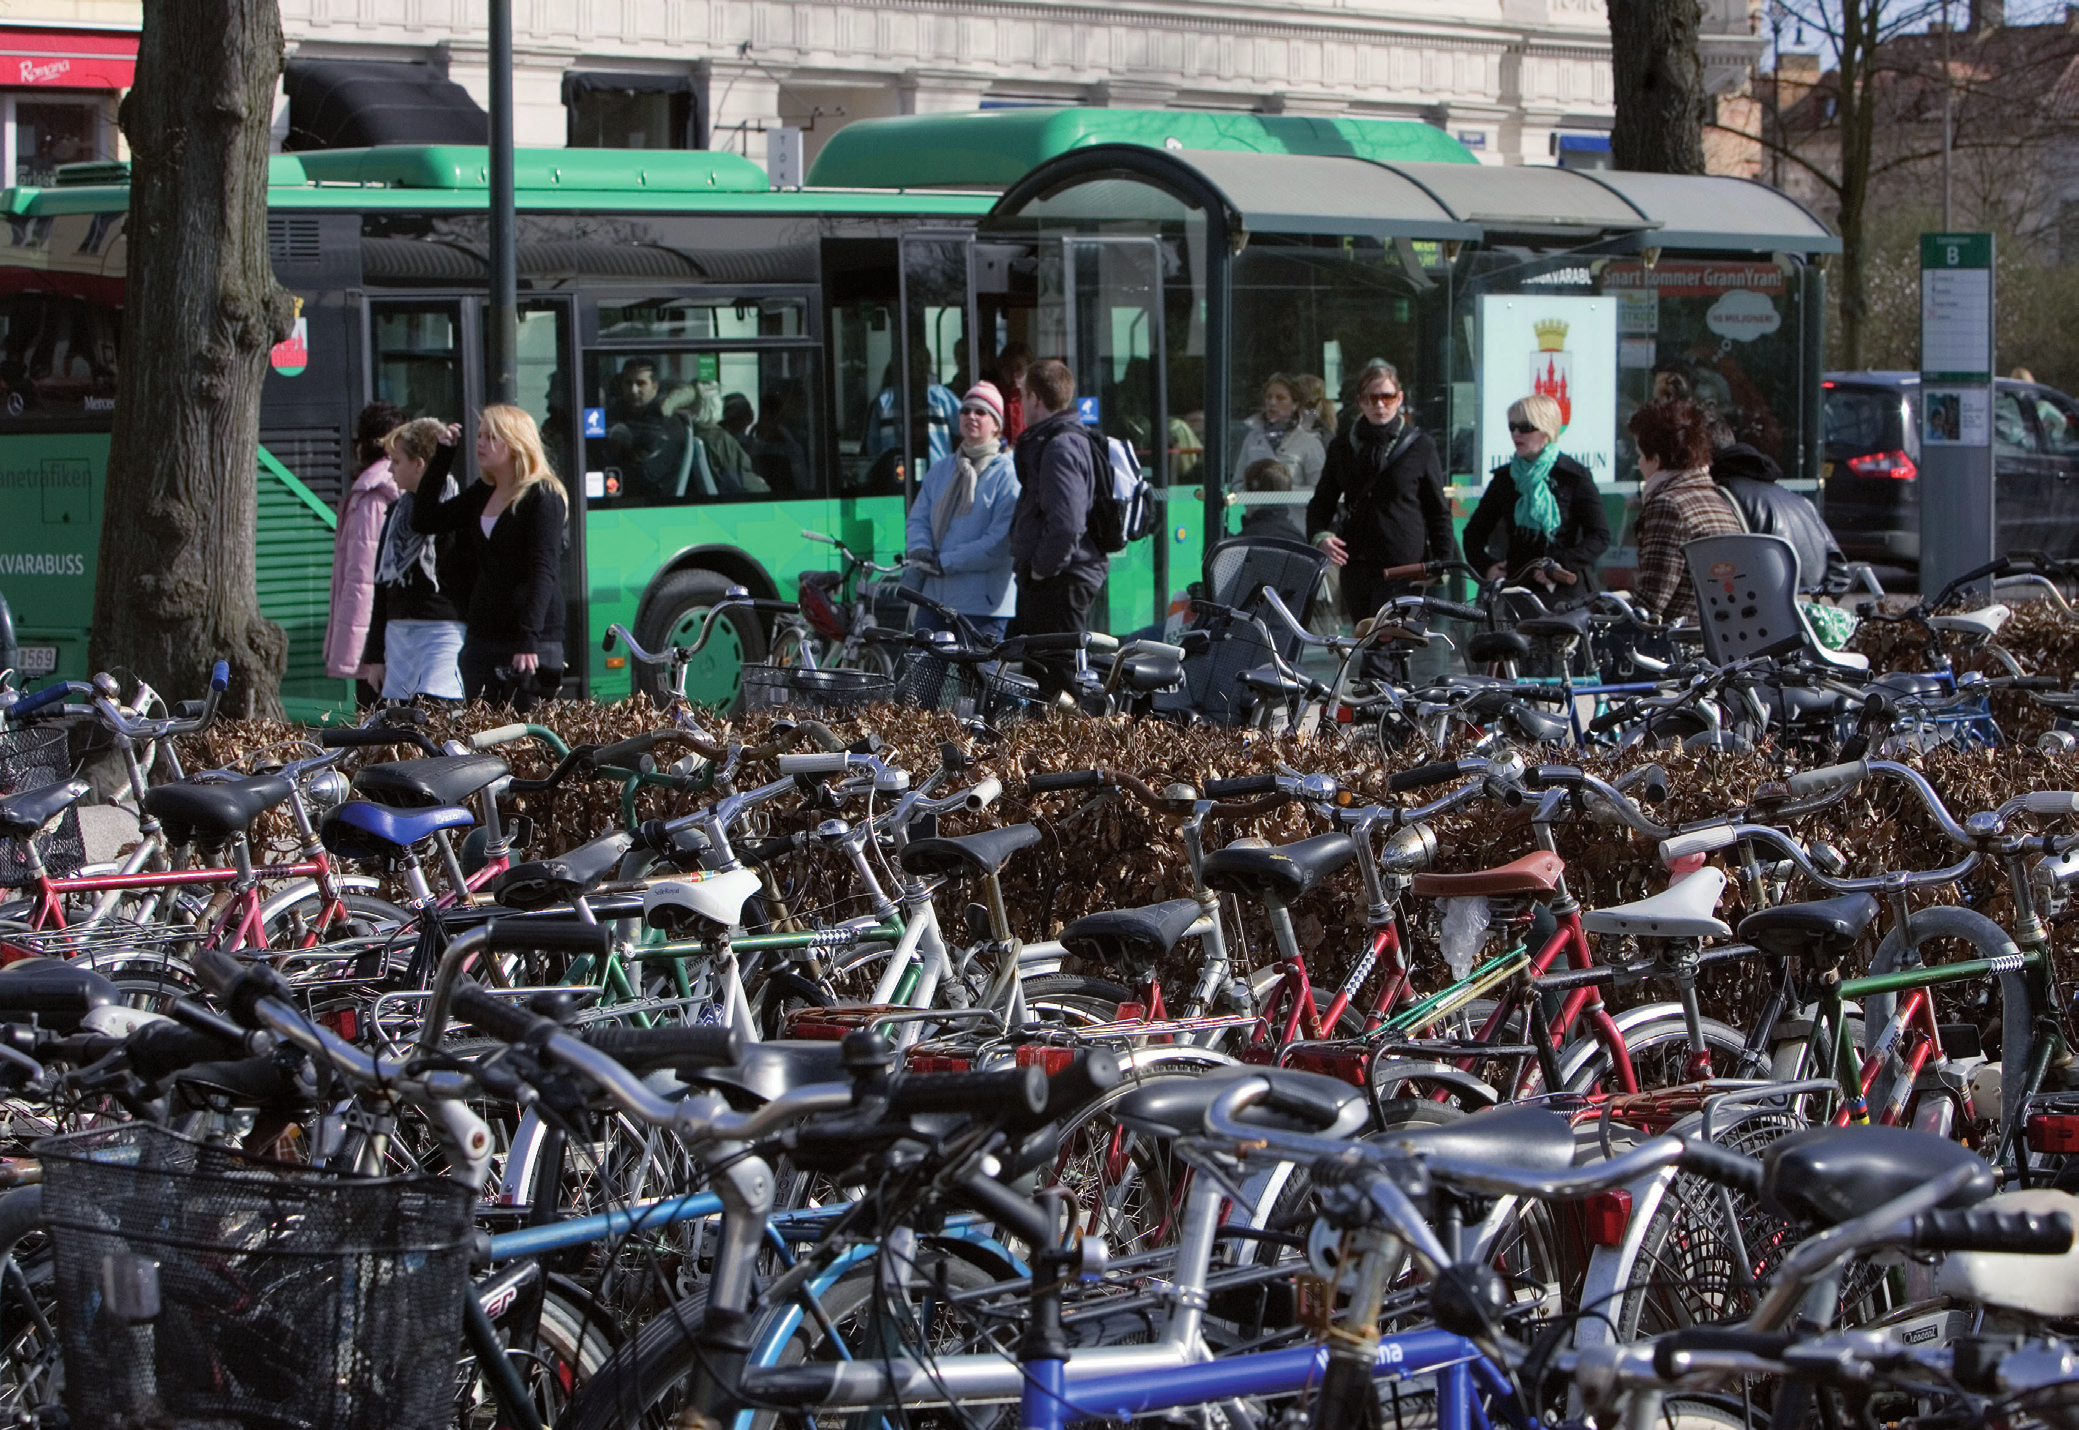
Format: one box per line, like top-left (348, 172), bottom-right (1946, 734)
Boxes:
top-left (1833, 0), bottom-right (1881, 372)
top-left (1608, 0), bottom-right (1709, 174)
top-left (91, 0), bottom-right (290, 715)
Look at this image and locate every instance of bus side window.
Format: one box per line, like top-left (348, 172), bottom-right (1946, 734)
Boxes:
top-left (830, 296), bottom-right (903, 496)
top-left (584, 348), bottom-right (821, 507)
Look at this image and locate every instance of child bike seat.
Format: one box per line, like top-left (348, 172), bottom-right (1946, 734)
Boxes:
top-left (143, 773), bottom-right (294, 842)
top-left (1201, 833), bottom-right (1355, 902)
top-left (1580, 866), bottom-right (1730, 939)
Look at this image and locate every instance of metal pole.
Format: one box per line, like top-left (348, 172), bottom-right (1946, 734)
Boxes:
top-left (1941, 0), bottom-right (1954, 230)
top-left (488, 0), bottom-right (518, 404)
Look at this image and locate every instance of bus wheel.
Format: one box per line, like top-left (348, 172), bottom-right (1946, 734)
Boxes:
top-left (636, 569), bottom-right (769, 710)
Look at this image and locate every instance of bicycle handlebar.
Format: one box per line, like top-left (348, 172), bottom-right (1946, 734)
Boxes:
top-left (88, 661), bottom-right (229, 743)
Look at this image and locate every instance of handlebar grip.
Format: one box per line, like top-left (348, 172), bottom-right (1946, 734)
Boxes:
top-left (1660, 825), bottom-right (1738, 862)
top-left (1529, 764), bottom-right (1585, 790)
top-left (189, 946), bottom-right (244, 1000)
top-left (2024, 791), bottom-right (2079, 816)
top-left (960, 777), bottom-right (1002, 812)
top-left (1622, 763), bottom-right (1672, 805)
top-left (885, 1064), bottom-right (1047, 1120)
top-left (210, 661), bottom-right (230, 693)
top-left (482, 919), bottom-right (613, 957)
top-left (1204, 774), bottom-right (1278, 798)
top-left (1388, 760), bottom-right (1473, 794)
top-left (8, 684), bottom-right (68, 717)
top-left (591, 733), bottom-right (659, 769)
top-left (469, 723), bottom-right (532, 750)
top-left (750, 599), bottom-right (800, 615)
top-left (581, 1022), bottom-right (743, 1072)
top-left (125, 1022), bottom-right (250, 1082)
top-left (1785, 760), bottom-right (1868, 799)
top-left (1028, 770), bottom-right (1105, 794)
top-left (1652, 1328), bottom-right (1795, 1380)
top-left (1909, 1206), bottom-right (2074, 1254)
top-left (739, 835), bottom-right (801, 867)
top-left (2007, 676), bottom-right (2064, 691)
top-left (1021, 633), bottom-right (1090, 653)
top-left (1424, 599), bottom-right (1487, 623)
top-left (1382, 562), bottom-right (1430, 582)
top-left (1677, 1138), bottom-right (1765, 1196)
top-left (1029, 1049), bottom-right (1123, 1129)
top-left (778, 751), bottom-right (851, 777)
top-left (450, 979), bottom-right (552, 1045)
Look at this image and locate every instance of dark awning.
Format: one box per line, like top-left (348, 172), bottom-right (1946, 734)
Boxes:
top-left (283, 60), bottom-right (488, 151)
top-left (560, 71), bottom-right (696, 103)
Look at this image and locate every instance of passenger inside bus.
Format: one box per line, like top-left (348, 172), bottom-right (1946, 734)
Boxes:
top-left (590, 352), bottom-right (816, 506)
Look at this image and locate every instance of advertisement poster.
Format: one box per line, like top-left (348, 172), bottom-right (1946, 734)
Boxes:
top-left (1478, 294), bottom-right (1617, 483)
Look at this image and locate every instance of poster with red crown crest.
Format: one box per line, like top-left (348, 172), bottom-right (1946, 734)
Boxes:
top-left (1478, 295), bottom-right (1616, 484)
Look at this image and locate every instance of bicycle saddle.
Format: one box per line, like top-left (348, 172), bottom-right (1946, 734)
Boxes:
top-left (352, 753), bottom-right (508, 809)
top-left (1580, 867), bottom-right (1730, 939)
top-left (1928, 603), bottom-right (2011, 638)
top-left (1871, 671), bottom-right (1948, 700)
top-left (1768, 685), bottom-right (1846, 721)
top-left (1762, 1124), bottom-right (1994, 1227)
top-left (1116, 650), bottom-right (1185, 693)
top-left (1411, 850), bottom-right (1564, 899)
top-left (1239, 664), bottom-right (1306, 695)
top-left (1737, 892), bottom-right (1879, 960)
top-left (683, 1039), bottom-right (847, 1109)
top-left (1202, 833), bottom-right (1355, 903)
top-left (1111, 1065), bottom-right (1368, 1141)
top-left (143, 773), bottom-right (294, 842)
top-left (1466, 631), bottom-right (1532, 665)
top-left (900, 824), bottom-right (1042, 879)
top-left (1517, 608), bottom-right (1592, 641)
top-left (320, 801), bottom-right (474, 862)
top-left (643, 869), bottom-right (762, 931)
top-left (491, 830), bottom-right (635, 910)
top-left (1376, 1104), bottom-right (1579, 1173)
top-left (0, 957), bottom-right (116, 1031)
top-left (1060, 897), bottom-right (1204, 978)
top-left (0, 778), bottom-right (89, 839)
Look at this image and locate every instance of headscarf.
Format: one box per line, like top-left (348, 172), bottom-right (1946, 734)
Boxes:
top-left (931, 437), bottom-right (1000, 546)
top-left (1508, 441), bottom-right (1563, 539)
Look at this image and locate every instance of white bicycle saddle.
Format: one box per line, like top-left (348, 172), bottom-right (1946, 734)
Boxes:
top-left (1927, 603), bottom-right (2011, 638)
top-left (643, 869), bottom-right (762, 929)
top-left (1579, 866), bottom-right (1731, 939)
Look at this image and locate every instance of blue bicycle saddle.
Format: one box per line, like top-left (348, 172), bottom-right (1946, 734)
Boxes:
top-left (321, 801), bottom-right (475, 861)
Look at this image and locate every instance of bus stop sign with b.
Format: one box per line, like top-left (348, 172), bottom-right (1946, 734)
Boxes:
top-left (1920, 232), bottom-right (1995, 596)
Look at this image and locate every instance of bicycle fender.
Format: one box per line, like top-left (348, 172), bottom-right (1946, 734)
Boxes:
top-left (257, 874), bottom-right (384, 926)
top-left (1866, 905), bottom-right (2030, 1141)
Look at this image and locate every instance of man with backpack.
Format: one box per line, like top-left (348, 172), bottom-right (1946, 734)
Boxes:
top-left (1010, 359), bottom-right (1109, 699)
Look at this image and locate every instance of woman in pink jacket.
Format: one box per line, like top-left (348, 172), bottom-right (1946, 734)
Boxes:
top-left (324, 401), bottom-right (406, 706)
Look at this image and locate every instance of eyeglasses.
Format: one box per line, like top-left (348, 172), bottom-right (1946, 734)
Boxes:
top-left (1360, 388), bottom-right (1401, 405)
top-left (958, 404), bottom-right (997, 418)
top-left (1508, 421), bottom-right (1541, 435)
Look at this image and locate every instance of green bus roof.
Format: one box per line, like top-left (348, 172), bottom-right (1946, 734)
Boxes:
top-left (2, 145), bottom-right (995, 217)
top-left (806, 108), bottom-right (1476, 188)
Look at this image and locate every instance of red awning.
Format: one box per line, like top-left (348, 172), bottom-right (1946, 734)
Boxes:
top-left (0, 29), bottom-right (136, 90)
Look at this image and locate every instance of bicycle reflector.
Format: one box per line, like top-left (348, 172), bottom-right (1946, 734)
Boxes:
top-left (2027, 1112), bottom-right (2079, 1154)
top-left (1584, 1188), bottom-right (1632, 1247)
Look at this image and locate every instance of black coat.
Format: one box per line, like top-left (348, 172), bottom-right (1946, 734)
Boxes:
top-left (1711, 443), bottom-right (1849, 595)
top-left (1461, 453), bottom-right (1609, 592)
top-left (1304, 416), bottom-right (1458, 571)
top-left (411, 475), bottom-right (568, 655)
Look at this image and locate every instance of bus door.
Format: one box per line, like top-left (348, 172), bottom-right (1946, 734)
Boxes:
top-left (366, 294), bottom-right (588, 695)
top-left (905, 234), bottom-right (1170, 632)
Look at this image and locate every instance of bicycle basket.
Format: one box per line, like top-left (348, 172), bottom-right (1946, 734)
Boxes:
top-left (740, 663), bottom-right (894, 713)
top-left (796, 569), bottom-right (849, 642)
top-left (0, 725), bottom-right (81, 886)
top-left (37, 1121), bottom-right (473, 1430)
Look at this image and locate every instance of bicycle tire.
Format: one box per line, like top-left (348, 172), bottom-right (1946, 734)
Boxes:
top-left (1557, 1014), bottom-right (1770, 1094)
top-left (0, 1188), bottom-right (57, 1424)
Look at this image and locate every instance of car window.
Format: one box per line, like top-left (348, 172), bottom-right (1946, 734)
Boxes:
top-left (1823, 387), bottom-right (1903, 454)
top-left (2033, 391), bottom-right (2079, 457)
top-left (1994, 389), bottom-right (2040, 456)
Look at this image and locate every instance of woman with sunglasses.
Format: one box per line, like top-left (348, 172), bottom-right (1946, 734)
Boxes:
top-left (902, 380), bottom-right (1020, 642)
top-left (1306, 359), bottom-right (1458, 629)
top-left (1460, 393), bottom-right (1608, 601)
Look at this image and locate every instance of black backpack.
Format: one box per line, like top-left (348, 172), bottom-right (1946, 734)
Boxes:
top-left (1034, 424), bottom-right (1151, 556)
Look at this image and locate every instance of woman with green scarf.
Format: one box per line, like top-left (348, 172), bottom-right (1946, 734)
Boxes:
top-left (1461, 394), bottom-right (1609, 601)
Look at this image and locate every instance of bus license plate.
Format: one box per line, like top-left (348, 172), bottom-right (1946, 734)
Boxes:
top-left (15, 647), bottom-right (55, 676)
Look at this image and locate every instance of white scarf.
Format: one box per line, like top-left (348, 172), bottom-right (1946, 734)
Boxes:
top-left (932, 437), bottom-right (1000, 546)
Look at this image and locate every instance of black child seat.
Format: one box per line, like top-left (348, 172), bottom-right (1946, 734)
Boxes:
top-left (899, 824), bottom-right (1042, 880)
top-left (142, 773), bottom-right (295, 843)
top-left (351, 753), bottom-right (508, 808)
top-left (1156, 535), bottom-right (1330, 725)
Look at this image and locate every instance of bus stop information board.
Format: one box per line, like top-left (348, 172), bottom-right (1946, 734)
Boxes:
top-left (1919, 232), bottom-right (1995, 594)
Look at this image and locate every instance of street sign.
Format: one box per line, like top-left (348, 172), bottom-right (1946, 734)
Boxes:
top-left (1919, 232), bottom-right (1995, 596)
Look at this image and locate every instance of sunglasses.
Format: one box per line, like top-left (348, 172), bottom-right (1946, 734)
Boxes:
top-left (1360, 389), bottom-right (1402, 405)
top-left (1508, 421), bottom-right (1542, 435)
top-left (958, 404), bottom-right (997, 418)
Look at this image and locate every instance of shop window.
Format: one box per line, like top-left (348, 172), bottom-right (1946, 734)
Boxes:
top-left (8, 96), bottom-right (109, 188)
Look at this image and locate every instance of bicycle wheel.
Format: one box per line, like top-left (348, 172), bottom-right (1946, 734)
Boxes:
top-left (460, 1280), bottom-right (617, 1430)
top-left (260, 889), bottom-right (410, 948)
top-left (1558, 1014), bottom-right (1770, 1094)
top-left (0, 1188), bottom-right (58, 1424)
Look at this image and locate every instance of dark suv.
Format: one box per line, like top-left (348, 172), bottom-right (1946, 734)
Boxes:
top-left (1822, 371), bottom-right (2079, 568)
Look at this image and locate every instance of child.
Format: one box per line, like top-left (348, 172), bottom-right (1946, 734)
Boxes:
top-left (363, 418), bottom-right (471, 702)
top-left (1239, 457), bottom-right (1305, 543)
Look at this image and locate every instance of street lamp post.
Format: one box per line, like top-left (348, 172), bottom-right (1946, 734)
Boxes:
top-left (488, 0), bottom-right (517, 405)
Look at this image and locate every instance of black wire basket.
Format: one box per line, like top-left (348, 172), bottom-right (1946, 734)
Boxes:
top-left (740, 663), bottom-right (895, 713)
top-left (0, 725), bottom-right (81, 886)
top-left (37, 1121), bottom-right (474, 1430)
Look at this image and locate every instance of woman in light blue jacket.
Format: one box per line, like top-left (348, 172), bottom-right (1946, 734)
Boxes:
top-left (903, 380), bottom-right (1021, 641)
